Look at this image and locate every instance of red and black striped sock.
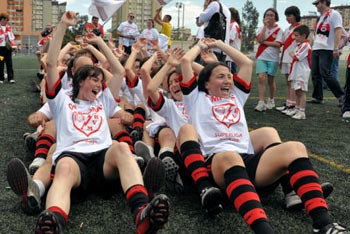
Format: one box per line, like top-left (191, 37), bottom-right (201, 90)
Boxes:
top-left (125, 184), bottom-right (149, 217)
top-left (288, 158), bottom-right (332, 229)
top-left (224, 166), bottom-right (273, 234)
top-left (34, 133), bottom-right (56, 159)
top-left (132, 107), bottom-right (146, 131)
top-left (180, 141), bottom-right (211, 193)
top-left (113, 130), bottom-right (135, 153)
top-left (47, 206), bottom-right (68, 226)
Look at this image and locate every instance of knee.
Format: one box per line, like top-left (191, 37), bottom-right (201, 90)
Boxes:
top-left (159, 128), bottom-right (176, 142)
top-left (55, 159), bottom-right (78, 180)
top-left (178, 124), bottom-right (197, 140)
top-left (282, 141), bottom-right (308, 156)
top-left (212, 153), bottom-right (243, 171)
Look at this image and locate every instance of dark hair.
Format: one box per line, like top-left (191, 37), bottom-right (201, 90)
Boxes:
top-left (165, 15), bottom-right (172, 22)
top-left (198, 62), bottom-right (229, 94)
top-left (72, 65), bottom-right (105, 99)
top-left (264, 8), bottom-right (279, 22)
top-left (229, 7), bottom-right (241, 26)
top-left (0, 13), bottom-right (9, 21)
top-left (147, 19), bottom-right (155, 28)
top-left (294, 24), bottom-right (310, 38)
top-left (284, 6), bottom-right (301, 22)
top-left (92, 16), bottom-right (99, 20)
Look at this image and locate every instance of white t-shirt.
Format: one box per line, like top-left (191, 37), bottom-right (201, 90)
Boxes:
top-left (180, 74), bottom-right (254, 156)
top-left (289, 41), bottom-right (311, 82)
top-left (117, 21), bottom-right (139, 47)
top-left (141, 28), bottom-right (159, 55)
top-left (281, 24), bottom-right (300, 64)
top-left (256, 25), bottom-right (283, 62)
top-left (47, 80), bottom-right (117, 164)
top-left (226, 21), bottom-right (242, 62)
top-left (199, 1), bottom-right (231, 45)
top-left (313, 9), bottom-right (343, 50)
top-left (148, 93), bottom-right (188, 137)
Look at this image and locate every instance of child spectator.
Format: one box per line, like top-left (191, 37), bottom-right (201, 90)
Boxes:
top-left (288, 25), bottom-right (312, 120)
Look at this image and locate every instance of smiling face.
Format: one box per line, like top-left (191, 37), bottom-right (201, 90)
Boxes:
top-left (286, 14), bottom-right (296, 25)
top-left (168, 73), bottom-right (182, 101)
top-left (205, 65), bottom-right (233, 99)
top-left (78, 71), bottom-right (104, 101)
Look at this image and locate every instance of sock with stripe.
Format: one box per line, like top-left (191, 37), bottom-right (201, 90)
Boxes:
top-left (288, 157), bottom-right (332, 229)
top-left (180, 141), bottom-right (211, 194)
top-left (125, 184), bottom-right (149, 217)
top-left (34, 133), bottom-right (56, 159)
top-left (224, 166), bottom-right (274, 234)
top-left (113, 130), bottom-right (135, 153)
top-left (131, 107), bottom-right (146, 143)
top-left (47, 206), bottom-right (68, 226)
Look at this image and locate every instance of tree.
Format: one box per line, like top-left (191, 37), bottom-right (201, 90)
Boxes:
top-left (241, 0), bottom-right (259, 52)
top-left (63, 15), bottom-right (89, 45)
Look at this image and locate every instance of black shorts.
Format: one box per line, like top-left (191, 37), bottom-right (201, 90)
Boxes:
top-left (205, 150), bottom-right (279, 193)
top-left (51, 148), bottom-right (121, 202)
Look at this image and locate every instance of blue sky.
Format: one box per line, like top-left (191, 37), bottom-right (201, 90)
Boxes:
top-left (59, 0), bottom-right (350, 34)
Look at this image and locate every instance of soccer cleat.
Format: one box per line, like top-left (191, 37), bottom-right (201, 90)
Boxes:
top-left (135, 194), bottom-right (169, 234)
top-left (255, 101), bottom-right (267, 112)
top-left (266, 98), bottom-right (275, 110)
top-left (281, 106), bottom-right (295, 114)
top-left (307, 98), bottom-right (324, 104)
top-left (135, 141), bottom-right (154, 164)
top-left (23, 131), bottom-right (39, 153)
top-left (285, 108), bottom-right (298, 116)
top-left (285, 182), bottom-right (334, 211)
top-left (292, 111), bottom-right (306, 120)
top-left (313, 223), bottom-right (349, 234)
top-left (9, 79), bottom-right (15, 84)
top-left (276, 104), bottom-right (287, 111)
top-left (29, 158), bottom-right (46, 175)
top-left (0, 80), bottom-right (3, 84)
top-left (200, 187), bottom-right (224, 216)
top-left (7, 158), bottom-right (41, 215)
top-left (35, 210), bottom-right (65, 234)
top-left (130, 127), bottom-right (143, 144)
top-left (133, 154), bottom-right (145, 169)
top-left (342, 111), bottom-right (350, 118)
top-left (162, 157), bottom-right (184, 194)
top-left (143, 158), bottom-right (165, 199)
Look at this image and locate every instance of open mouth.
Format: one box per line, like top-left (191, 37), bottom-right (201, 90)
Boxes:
top-left (92, 90), bottom-right (99, 96)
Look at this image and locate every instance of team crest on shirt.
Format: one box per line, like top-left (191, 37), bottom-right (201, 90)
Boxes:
top-left (212, 103), bottom-right (240, 128)
top-left (72, 109), bottom-right (103, 137)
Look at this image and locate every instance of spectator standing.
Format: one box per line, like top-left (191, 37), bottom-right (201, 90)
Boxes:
top-left (140, 19), bottom-right (159, 56)
top-left (309, 0), bottom-right (344, 105)
top-left (117, 12), bottom-right (139, 55)
top-left (288, 25), bottom-right (312, 120)
top-left (197, 0), bottom-right (231, 61)
top-left (85, 16), bottom-right (104, 37)
top-left (255, 8), bottom-right (283, 112)
top-left (226, 7), bottom-right (241, 74)
top-left (276, 6), bottom-right (301, 113)
top-left (0, 13), bottom-right (16, 84)
top-left (153, 8), bottom-right (172, 48)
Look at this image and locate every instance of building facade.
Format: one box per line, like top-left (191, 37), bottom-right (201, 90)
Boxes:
top-left (0, 0), bottom-right (66, 49)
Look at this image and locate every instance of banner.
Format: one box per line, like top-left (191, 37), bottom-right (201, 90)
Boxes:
top-left (158, 0), bottom-right (173, 6)
top-left (88, 0), bottom-right (126, 21)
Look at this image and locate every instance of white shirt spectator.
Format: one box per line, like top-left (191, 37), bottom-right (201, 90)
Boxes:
top-left (117, 21), bottom-right (139, 47)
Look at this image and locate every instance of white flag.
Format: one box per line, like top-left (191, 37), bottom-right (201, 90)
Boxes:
top-left (158, 0), bottom-right (173, 6)
top-left (88, 0), bottom-right (126, 21)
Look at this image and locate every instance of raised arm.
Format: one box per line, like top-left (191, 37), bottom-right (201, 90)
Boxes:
top-left (140, 53), bottom-right (158, 99)
top-left (46, 11), bottom-right (79, 91)
top-left (147, 48), bottom-right (184, 103)
top-left (206, 39), bottom-right (253, 84)
top-left (153, 8), bottom-right (163, 25)
top-left (85, 33), bottom-right (125, 98)
top-left (180, 39), bottom-right (208, 83)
